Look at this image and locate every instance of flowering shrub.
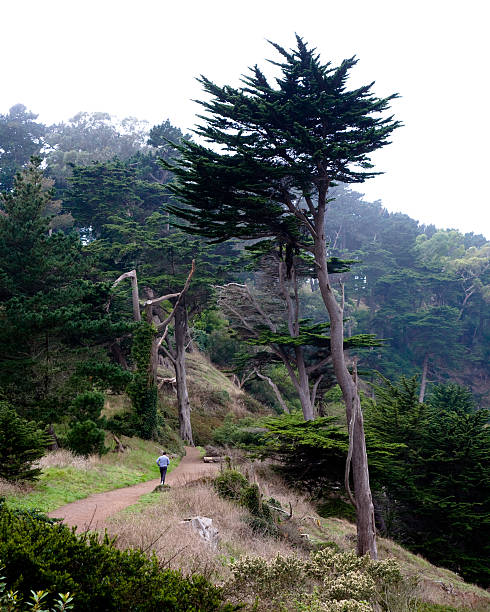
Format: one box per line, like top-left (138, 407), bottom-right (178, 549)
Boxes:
top-left (225, 550), bottom-right (417, 611)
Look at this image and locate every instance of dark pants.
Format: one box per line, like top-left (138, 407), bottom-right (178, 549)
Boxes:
top-left (159, 466), bottom-right (167, 484)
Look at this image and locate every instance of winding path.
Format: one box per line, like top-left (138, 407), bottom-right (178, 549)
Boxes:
top-left (48, 447), bottom-right (218, 530)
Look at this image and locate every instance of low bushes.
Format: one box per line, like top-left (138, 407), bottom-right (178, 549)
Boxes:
top-left (0, 503), bottom-right (235, 611)
top-left (225, 548), bottom-right (417, 611)
top-left (214, 469), bottom-right (280, 537)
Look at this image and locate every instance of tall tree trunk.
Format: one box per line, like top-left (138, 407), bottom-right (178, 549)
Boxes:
top-left (314, 219), bottom-right (377, 559)
top-left (174, 301), bottom-right (193, 445)
top-left (419, 353), bottom-right (429, 403)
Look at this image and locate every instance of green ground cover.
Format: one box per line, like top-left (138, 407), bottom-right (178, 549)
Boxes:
top-left (4, 436), bottom-right (181, 513)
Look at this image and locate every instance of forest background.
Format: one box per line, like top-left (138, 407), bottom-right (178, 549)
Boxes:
top-left (0, 81), bottom-right (489, 592)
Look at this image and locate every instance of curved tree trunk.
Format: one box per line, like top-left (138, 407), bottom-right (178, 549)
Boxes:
top-left (315, 220), bottom-right (377, 559)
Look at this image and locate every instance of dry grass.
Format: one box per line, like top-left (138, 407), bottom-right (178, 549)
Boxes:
top-left (106, 479), bottom-right (309, 582)
top-left (36, 448), bottom-right (99, 470)
top-left (0, 478), bottom-right (33, 497)
top-left (107, 457), bottom-right (490, 610)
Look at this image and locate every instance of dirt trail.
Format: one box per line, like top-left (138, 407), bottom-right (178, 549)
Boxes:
top-left (48, 446), bottom-right (218, 530)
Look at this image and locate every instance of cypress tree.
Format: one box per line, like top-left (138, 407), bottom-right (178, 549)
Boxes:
top-left (164, 36), bottom-right (401, 557)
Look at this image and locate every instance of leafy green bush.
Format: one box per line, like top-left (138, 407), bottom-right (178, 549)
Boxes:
top-left (214, 469), bottom-right (248, 501)
top-left (70, 391), bottom-right (105, 422)
top-left (323, 385), bottom-right (343, 403)
top-left (0, 504), bottom-right (235, 611)
top-left (106, 411), bottom-right (138, 437)
top-left (66, 419), bottom-right (106, 456)
top-left (0, 574), bottom-right (74, 612)
top-left (241, 483), bottom-right (278, 537)
top-left (0, 402), bottom-right (50, 481)
top-left (74, 360), bottom-right (133, 393)
top-left (212, 415), bottom-right (265, 447)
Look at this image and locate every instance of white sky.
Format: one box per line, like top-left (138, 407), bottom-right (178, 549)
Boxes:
top-left (1, 0), bottom-right (489, 238)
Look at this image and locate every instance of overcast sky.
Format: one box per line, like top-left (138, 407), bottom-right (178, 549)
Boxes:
top-left (2, 0), bottom-right (488, 238)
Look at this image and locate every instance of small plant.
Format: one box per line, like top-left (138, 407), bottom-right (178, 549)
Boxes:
top-left (66, 419), bottom-right (106, 456)
top-left (0, 402), bottom-right (50, 481)
top-left (0, 571), bottom-right (74, 612)
top-left (214, 469), bottom-right (248, 501)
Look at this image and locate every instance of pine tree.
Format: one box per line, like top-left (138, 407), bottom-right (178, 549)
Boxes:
top-left (0, 158), bottom-right (125, 418)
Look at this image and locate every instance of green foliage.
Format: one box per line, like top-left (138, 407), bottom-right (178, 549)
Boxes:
top-left (366, 377), bottom-right (490, 586)
top-left (74, 360), bottom-right (133, 394)
top-left (66, 420), bottom-right (106, 457)
top-left (323, 385), bottom-right (343, 403)
top-left (166, 36), bottom-right (400, 244)
top-left (70, 391), bottom-right (105, 422)
top-left (126, 321), bottom-right (157, 440)
top-left (0, 158), bottom-right (130, 419)
top-left (0, 504), bottom-right (234, 611)
top-left (0, 104), bottom-right (45, 191)
top-left (0, 402), bottom-right (49, 481)
top-left (426, 383), bottom-right (476, 414)
top-left (0, 569), bottom-right (74, 612)
top-left (256, 414), bottom-right (348, 495)
top-left (211, 415), bottom-right (263, 447)
top-left (214, 469), bottom-right (279, 538)
top-left (225, 549), bottom-right (415, 611)
top-left (213, 469), bottom-right (248, 501)
top-left (241, 483), bottom-right (278, 537)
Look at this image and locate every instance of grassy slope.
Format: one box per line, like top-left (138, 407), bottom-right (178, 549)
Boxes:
top-left (159, 351), bottom-right (269, 445)
top-left (4, 354), bottom-right (487, 609)
top-left (2, 352), bottom-right (259, 514)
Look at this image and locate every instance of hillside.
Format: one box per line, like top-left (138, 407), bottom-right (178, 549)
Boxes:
top-left (3, 437), bottom-right (489, 611)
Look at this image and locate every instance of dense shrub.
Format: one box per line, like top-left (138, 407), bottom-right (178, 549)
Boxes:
top-left (0, 504), bottom-right (235, 611)
top-left (74, 360), bottom-right (133, 393)
top-left (106, 411), bottom-right (139, 437)
top-left (211, 414), bottom-right (265, 447)
top-left (214, 470), bottom-right (279, 538)
top-left (366, 377), bottom-right (490, 587)
top-left (225, 549), bottom-right (416, 611)
top-left (213, 469), bottom-right (248, 501)
top-left (0, 402), bottom-right (50, 481)
top-left (70, 391), bottom-right (105, 422)
top-left (66, 419), bottom-right (106, 456)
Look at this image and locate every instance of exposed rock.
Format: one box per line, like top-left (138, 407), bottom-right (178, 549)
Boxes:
top-left (182, 516), bottom-right (219, 549)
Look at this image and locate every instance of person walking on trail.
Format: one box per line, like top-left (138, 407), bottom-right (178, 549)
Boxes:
top-left (156, 450), bottom-right (170, 485)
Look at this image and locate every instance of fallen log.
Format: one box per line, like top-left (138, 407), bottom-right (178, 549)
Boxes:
top-left (202, 456), bottom-right (225, 463)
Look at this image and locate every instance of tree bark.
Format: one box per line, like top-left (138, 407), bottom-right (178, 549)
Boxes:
top-left (314, 214), bottom-right (377, 559)
top-left (419, 352), bottom-right (429, 403)
top-left (46, 423), bottom-right (60, 451)
top-left (174, 301), bottom-right (194, 445)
